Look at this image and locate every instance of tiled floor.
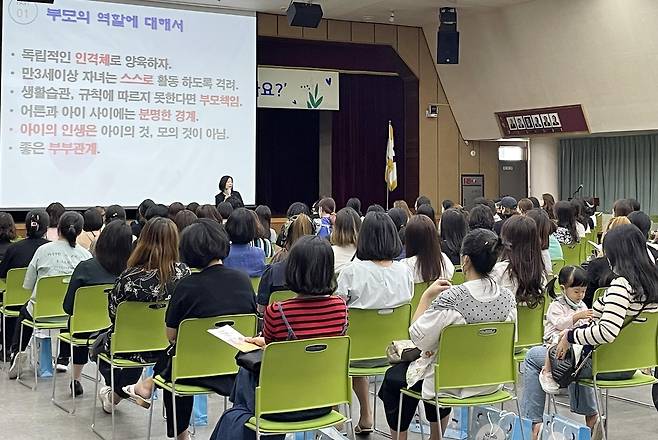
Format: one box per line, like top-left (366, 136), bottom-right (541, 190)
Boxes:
top-left (0, 362), bottom-right (657, 439)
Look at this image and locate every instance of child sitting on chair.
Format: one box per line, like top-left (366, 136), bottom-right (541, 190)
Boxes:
top-left (540, 265), bottom-right (593, 394)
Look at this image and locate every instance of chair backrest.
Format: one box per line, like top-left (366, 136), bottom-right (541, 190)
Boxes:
top-left (451, 267), bottom-right (465, 285)
top-left (411, 282), bottom-right (429, 316)
top-left (173, 314), bottom-right (257, 381)
top-left (250, 277), bottom-right (261, 292)
top-left (594, 213), bottom-right (603, 235)
top-left (561, 243), bottom-right (582, 266)
top-left (32, 275), bottom-right (70, 320)
top-left (551, 259), bottom-right (565, 276)
top-left (3, 268), bottom-right (30, 307)
top-left (593, 287), bottom-right (607, 303)
top-left (346, 304), bottom-right (411, 361)
top-left (268, 290), bottom-right (297, 304)
top-left (515, 303), bottom-right (544, 349)
top-left (111, 301), bottom-right (170, 356)
top-left (256, 336), bottom-right (351, 416)
top-left (69, 284), bottom-right (113, 334)
top-left (593, 312), bottom-right (658, 374)
top-left (436, 322), bottom-right (516, 390)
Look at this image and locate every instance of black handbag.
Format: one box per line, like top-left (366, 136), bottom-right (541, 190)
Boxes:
top-left (548, 345), bottom-right (591, 388)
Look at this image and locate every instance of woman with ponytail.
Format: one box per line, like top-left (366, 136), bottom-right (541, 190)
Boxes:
top-left (8, 212), bottom-right (92, 377)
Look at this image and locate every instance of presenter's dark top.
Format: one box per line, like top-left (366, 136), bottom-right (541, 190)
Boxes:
top-left (215, 190), bottom-right (243, 207)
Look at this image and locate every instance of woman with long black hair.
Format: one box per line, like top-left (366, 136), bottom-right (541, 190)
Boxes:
top-left (439, 208), bottom-right (468, 265)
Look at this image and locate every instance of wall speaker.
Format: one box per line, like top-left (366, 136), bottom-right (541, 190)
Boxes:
top-left (437, 31), bottom-right (459, 64)
top-left (439, 7), bottom-right (457, 25)
top-left (287, 2), bottom-right (323, 28)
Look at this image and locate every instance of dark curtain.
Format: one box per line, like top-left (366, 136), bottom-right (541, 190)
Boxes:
top-left (559, 134), bottom-right (658, 214)
top-left (256, 109), bottom-right (319, 214)
top-left (331, 74), bottom-right (406, 209)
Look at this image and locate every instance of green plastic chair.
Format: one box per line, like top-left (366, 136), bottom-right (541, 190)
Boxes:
top-left (1, 267), bottom-right (30, 364)
top-left (514, 303), bottom-right (545, 363)
top-left (245, 336), bottom-right (353, 438)
top-left (51, 284), bottom-right (113, 414)
top-left (268, 290), bottom-right (297, 304)
top-left (398, 322), bottom-right (522, 437)
top-left (577, 313), bottom-right (658, 440)
top-left (411, 282), bottom-right (430, 317)
top-left (91, 301), bottom-right (170, 440)
top-left (347, 304), bottom-right (411, 433)
top-left (593, 287), bottom-right (607, 303)
top-left (17, 275), bottom-right (70, 390)
top-left (551, 259), bottom-right (565, 276)
top-left (451, 267), bottom-right (465, 285)
top-left (148, 314), bottom-right (258, 438)
top-left (561, 243), bottom-right (583, 266)
top-left (250, 277), bottom-right (261, 293)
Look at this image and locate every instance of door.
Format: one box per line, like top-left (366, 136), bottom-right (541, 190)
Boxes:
top-left (499, 160), bottom-right (528, 200)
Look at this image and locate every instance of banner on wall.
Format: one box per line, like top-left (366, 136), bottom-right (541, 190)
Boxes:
top-left (495, 104), bottom-right (589, 137)
top-left (257, 67), bottom-right (339, 110)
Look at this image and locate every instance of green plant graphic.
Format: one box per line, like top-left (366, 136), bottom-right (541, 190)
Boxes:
top-left (306, 83), bottom-right (324, 108)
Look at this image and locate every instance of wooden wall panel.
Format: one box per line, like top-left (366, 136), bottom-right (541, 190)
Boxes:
top-left (277, 15), bottom-right (303, 38)
top-left (396, 26), bottom-right (419, 78)
top-left (351, 22), bottom-right (375, 43)
top-left (438, 109), bottom-right (460, 202)
top-left (257, 14), bottom-right (278, 37)
top-left (418, 38), bottom-right (439, 205)
top-left (302, 19), bottom-right (328, 40)
top-left (374, 24), bottom-right (397, 50)
top-left (327, 20), bottom-right (351, 42)
top-left (459, 138), bottom-right (480, 175)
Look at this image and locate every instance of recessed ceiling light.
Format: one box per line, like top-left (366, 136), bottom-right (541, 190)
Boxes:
top-left (363, 15), bottom-right (374, 21)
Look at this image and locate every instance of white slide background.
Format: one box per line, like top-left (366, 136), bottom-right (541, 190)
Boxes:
top-left (1, 0), bottom-right (256, 208)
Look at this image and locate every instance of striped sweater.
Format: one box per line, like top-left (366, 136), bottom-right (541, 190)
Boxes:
top-left (567, 277), bottom-right (658, 345)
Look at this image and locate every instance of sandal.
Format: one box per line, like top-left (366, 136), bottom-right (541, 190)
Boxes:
top-left (122, 384), bottom-right (152, 409)
top-left (354, 425), bottom-right (374, 436)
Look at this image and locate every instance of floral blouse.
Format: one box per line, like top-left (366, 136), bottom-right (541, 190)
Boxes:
top-left (108, 262), bottom-right (191, 322)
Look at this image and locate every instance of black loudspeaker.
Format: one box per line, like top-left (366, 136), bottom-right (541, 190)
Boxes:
top-left (287, 3), bottom-right (323, 28)
top-left (439, 7), bottom-right (457, 25)
top-left (437, 31), bottom-right (459, 64)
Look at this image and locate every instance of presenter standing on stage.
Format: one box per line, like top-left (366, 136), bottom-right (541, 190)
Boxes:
top-left (215, 175), bottom-right (244, 207)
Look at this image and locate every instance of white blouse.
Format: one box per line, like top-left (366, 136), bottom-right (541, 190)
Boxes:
top-left (336, 260), bottom-right (413, 310)
top-left (400, 254), bottom-right (455, 283)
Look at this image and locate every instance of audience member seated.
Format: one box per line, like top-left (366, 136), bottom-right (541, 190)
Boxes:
top-left (224, 208), bottom-right (266, 277)
top-left (0, 212), bottom-right (17, 259)
top-left (402, 214), bottom-right (454, 283)
top-left (518, 198), bottom-right (534, 215)
top-left (393, 200), bottom-right (413, 220)
top-left (336, 211), bottom-right (413, 433)
top-left (131, 199), bottom-right (155, 238)
top-left (379, 228), bottom-right (516, 439)
top-left (526, 208), bottom-right (560, 273)
top-left (491, 215), bottom-right (546, 308)
top-left (77, 207), bottom-right (103, 251)
top-left (255, 205), bottom-right (277, 243)
top-left (522, 224), bottom-right (658, 440)
top-left (346, 197), bottom-right (362, 217)
top-left (416, 204), bottom-right (436, 225)
top-left (217, 202), bottom-right (233, 223)
top-left (104, 204), bottom-right (127, 225)
top-left (440, 208), bottom-right (468, 265)
top-left (186, 202), bottom-right (200, 213)
top-left (628, 211), bottom-right (658, 261)
top-left (196, 204), bottom-right (223, 223)
top-left (468, 204), bottom-right (495, 231)
top-left (59, 221), bottom-right (133, 396)
top-left (388, 207), bottom-right (408, 259)
top-left (571, 198), bottom-right (591, 237)
top-left (286, 201), bottom-right (311, 218)
top-left (542, 193), bottom-right (556, 220)
top-left (215, 175), bottom-right (243, 207)
top-left (226, 195), bottom-right (244, 209)
top-left (494, 196), bottom-right (518, 235)
top-left (612, 198), bottom-right (634, 217)
top-left (173, 209), bottom-right (198, 233)
top-left (95, 217), bottom-right (190, 414)
top-left (554, 201), bottom-right (580, 245)
top-left (414, 195), bottom-right (431, 212)
top-left (146, 204), bottom-right (169, 221)
top-left (8, 212), bottom-right (91, 378)
top-left (46, 202), bottom-right (65, 241)
top-left (331, 207), bottom-right (361, 274)
top-left (441, 199), bottom-right (454, 213)
top-left (258, 214), bottom-right (314, 312)
top-left (250, 210), bottom-right (274, 258)
top-left (367, 204), bottom-right (385, 214)
top-left (529, 196), bottom-right (541, 209)
top-left (122, 219), bottom-right (257, 440)
top-left (316, 197), bottom-right (336, 239)
top-left (211, 235), bottom-right (348, 440)
top-left (168, 202), bottom-right (185, 220)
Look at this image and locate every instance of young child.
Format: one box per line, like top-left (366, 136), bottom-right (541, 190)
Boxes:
top-left (539, 265), bottom-right (593, 394)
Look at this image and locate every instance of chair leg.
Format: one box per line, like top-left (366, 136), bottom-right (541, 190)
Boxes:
top-left (592, 381), bottom-right (607, 440)
top-left (396, 392), bottom-right (404, 436)
top-left (515, 397), bottom-right (526, 440)
top-left (345, 402), bottom-right (355, 440)
top-left (435, 401), bottom-right (443, 440)
top-left (147, 391), bottom-right (155, 440)
top-left (418, 404), bottom-right (427, 440)
top-left (91, 359), bottom-right (102, 438)
top-left (172, 388), bottom-right (179, 440)
top-left (604, 388), bottom-right (610, 438)
top-left (110, 364), bottom-right (116, 440)
top-left (2, 314), bottom-right (6, 366)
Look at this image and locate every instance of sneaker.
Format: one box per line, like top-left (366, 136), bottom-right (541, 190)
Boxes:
top-left (591, 419), bottom-right (604, 440)
top-left (98, 386), bottom-right (115, 414)
top-left (55, 359), bottom-right (69, 372)
top-left (8, 351), bottom-right (27, 380)
top-left (539, 368), bottom-right (560, 394)
top-left (70, 380), bottom-right (83, 397)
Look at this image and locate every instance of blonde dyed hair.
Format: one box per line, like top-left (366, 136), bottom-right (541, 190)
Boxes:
top-left (128, 217), bottom-right (179, 287)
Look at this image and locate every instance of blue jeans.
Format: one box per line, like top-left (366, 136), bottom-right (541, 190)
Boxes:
top-left (521, 346), bottom-right (598, 423)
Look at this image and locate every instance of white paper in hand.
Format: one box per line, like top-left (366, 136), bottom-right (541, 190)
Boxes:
top-left (207, 325), bottom-right (260, 352)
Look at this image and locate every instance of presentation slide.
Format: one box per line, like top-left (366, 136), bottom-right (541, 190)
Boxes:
top-left (1, 0), bottom-right (256, 208)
